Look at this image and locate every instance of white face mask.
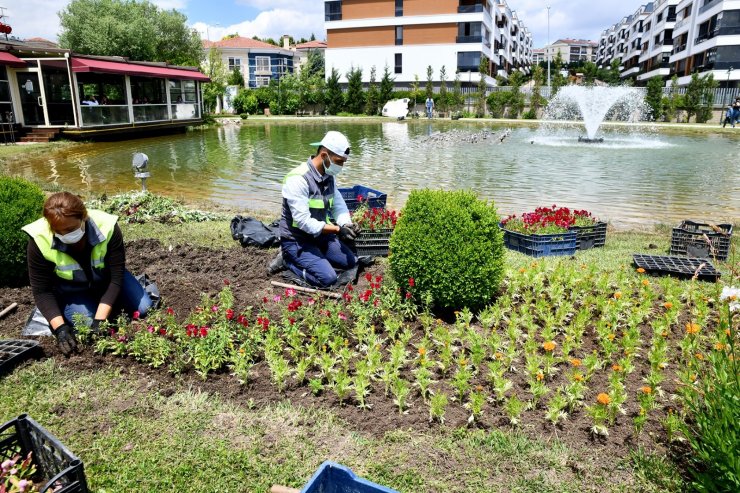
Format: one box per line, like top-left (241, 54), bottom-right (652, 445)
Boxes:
top-left (55, 225), bottom-right (85, 245)
top-left (323, 155), bottom-right (343, 177)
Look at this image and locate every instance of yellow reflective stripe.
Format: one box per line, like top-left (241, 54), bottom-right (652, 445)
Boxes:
top-left (308, 198), bottom-right (325, 209)
top-left (328, 197), bottom-right (334, 208)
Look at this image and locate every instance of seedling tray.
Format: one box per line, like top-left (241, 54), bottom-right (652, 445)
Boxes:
top-left (339, 185), bottom-right (387, 212)
top-left (501, 227), bottom-right (577, 258)
top-left (355, 228), bottom-right (393, 257)
top-left (301, 461), bottom-right (398, 493)
top-left (0, 414), bottom-right (89, 493)
top-left (569, 221), bottom-right (607, 250)
top-left (632, 254), bottom-right (721, 282)
top-left (670, 220), bottom-right (732, 261)
top-left (0, 339), bottom-right (40, 376)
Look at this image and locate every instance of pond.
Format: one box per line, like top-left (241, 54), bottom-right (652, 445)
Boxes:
top-left (6, 121), bottom-right (740, 228)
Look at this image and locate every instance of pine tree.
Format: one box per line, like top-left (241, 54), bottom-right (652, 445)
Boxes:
top-left (325, 68), bottom-right (343, 115)
top-left (345, 66), bottom-right (365, 114)
top-left (439, 65), bottom-right (448, 114)
top-left (366, 66), bottom-right (379, 115)
top-left (380, 64), bottom-right (395, 106)
top-left (425, 65), bottom-right (434, 100)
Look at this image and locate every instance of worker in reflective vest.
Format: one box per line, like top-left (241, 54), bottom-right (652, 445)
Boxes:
top-left (278, 131), bottom-right (360, 287)
top-left (23, 192), bottom-right (152, 356)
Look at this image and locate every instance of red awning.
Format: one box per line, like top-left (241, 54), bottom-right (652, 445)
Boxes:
top-left (0, 51), bottom-right (26, 67)
top-left (71, 57), bottom-right (209, 82)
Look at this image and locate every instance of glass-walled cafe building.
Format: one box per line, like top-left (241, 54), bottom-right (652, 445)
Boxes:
top-left (1, 43), bottom-right (209, 138)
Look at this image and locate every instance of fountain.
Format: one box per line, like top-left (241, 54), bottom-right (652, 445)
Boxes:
top-left (542, 86), bottom-right (649, 141)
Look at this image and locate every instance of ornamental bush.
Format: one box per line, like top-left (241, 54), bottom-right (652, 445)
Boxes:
top-left (389, 189), bottom-right (505, 311)
top-left (0, 176), bottom-right (45, 286)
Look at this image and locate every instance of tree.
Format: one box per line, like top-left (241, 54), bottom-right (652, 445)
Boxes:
top-left (298, 69), bottom-right (325, 112)
top-left (507, 71), bottom-right (525, 118)
top-left (409, 74), bottom-right (421, 111)
top-left (438, 66), bottom-right (449, 114)
top-left (646, 76), bottom-right (664, 121)
top-left (425, 65), bottom-right (434, 100)
top-left (366, 66), bottom-right (380, 115)
top-left (325, 68), bottom-right (343, 115)
top-left (345, 66), bottom-right (365, 114)
top-left (551, 52), bottom-right (567, 97)
top-left (232, 88), bottom-right (258, 114)
top-left (227, 68), bottom-right (244, 87)
top-left (475, 56), bottom-right (489, 117)
top-left (58, 0), bottom-right (202, 66)
top-left (582, 61), bottom-right (598, 85)
top-left (379, 64), bottom-right (395, 107)
top-left (304, 49), bottom-right (325, 79)
top-left (683, 73), bottom-right (703, 122)
top-left (201, 47), bottom-right (228, 113)
top-left (526, 65), bottom-right (546, 119)
top-left (662, 74), bottom-right (681, 122)
top-left (270, 74), bottom-right (300, 115)
top-left (452, 71), bottom-right (463, 114)
top-left (697, 73), bottom-right (718, 123)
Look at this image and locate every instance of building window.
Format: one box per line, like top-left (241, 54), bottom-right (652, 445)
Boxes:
top-left (325, 1), bottom-right (341, 21)
top-left (395, 26), bottom-right (403, 45)
top-left (395, 53), bottom-right (402, 74)
top-left (395, 0), bottom-right (403, 17)
top-left (457, 51), bottom-right (481, 72)
top-left (255, 76), bottom-right (271, 87)
top-left (228, 57), bottom-right (241, 72)
top-left (255, 56), bottom-right (271, 75)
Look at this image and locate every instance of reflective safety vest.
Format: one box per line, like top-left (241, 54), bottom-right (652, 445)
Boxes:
top-left (22, 209), bottom-right (118, 284)
top-left (279, 160), bottom-right (335, 242)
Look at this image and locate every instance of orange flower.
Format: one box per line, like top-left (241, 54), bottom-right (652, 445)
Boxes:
top-left (573, 373), bottom-right (584, 382)
top-left (597, 393), bottom-right (611, 405)
top-left (642, 279), bottom-right (650, 286)
top-left (494, 352), bottom-right (503, 360)
top-left (641, 386), bottom-right (652, 395)
top-left (715, 342), bottom-right (726, 351)
top-left (518, 267), bottom-right (526, 274)
top-left (686, 323), bottom-right (700, 335)
top-left (694, 352), bottom-right (704, 361)
top-left (612, 364), bottom-right (623, 372)
top-left (607, 333), bottom-right (616, 341)
top-left (614, 292), bottom-right (622, 300)
top-left (475, 385), bottom-right (484, 392)
top-left (725, 329), bottom-right (731, 337)
top-left (543, 341), bottom-right (556, 352)
top-left (570, 358), bottom-right (582, 367)
top-left (636, 267), bottom-right (646, 273)
top-left (418, 347), bottom-right (426, 356)
top-left (661, 330), bottom-right (669, 338)
top-left (536, 371), bottom-right (544, 382)
top-left (663, 302), bottom-right (673, 309)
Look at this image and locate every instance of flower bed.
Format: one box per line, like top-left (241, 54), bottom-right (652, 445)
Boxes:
top-left (351, 205), bottom-right (399, 257)
top-left (501, 205), bottom-right (604, 255)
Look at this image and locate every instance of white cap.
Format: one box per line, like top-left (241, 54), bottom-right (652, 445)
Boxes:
top-left (311, 131), bottom-right (351, 159)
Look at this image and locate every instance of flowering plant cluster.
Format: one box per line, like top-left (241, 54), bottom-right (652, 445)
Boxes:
top-left (1, 452), bottom-right (40, 493)
top-left (501, 205), bottom-right (597, 235)
top-left (351, 202), bottom-right (399, 232)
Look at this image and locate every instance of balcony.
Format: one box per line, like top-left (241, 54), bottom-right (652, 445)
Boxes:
top-left (458, 4), bottom-right (484, 13)
top-left (695, 29), bottom-right (718, 45)
top-left (672, 43), bottom-right (687, 55)
top-left (457, 35), bottom-right (484, 44)
top-left (699, 0), bottom-right (722, 15)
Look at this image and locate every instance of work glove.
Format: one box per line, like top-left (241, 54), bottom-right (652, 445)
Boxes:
top-left (53, 323), bottom-right (78, 356)
top-left (349, 223), bottom-right (362, 236)
top-left (90, 319), bottom-right (106, 337)
top-left (338, 224), bottom-right (358, 242)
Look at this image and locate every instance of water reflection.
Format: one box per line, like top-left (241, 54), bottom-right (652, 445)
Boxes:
top-left (4, 122), bottom-right (739, 228)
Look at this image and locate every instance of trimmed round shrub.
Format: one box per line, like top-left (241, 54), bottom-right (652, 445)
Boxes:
top-left (389, 189), bottom-right (505, 311)
top-left (0, 176), bottom-right (45, 286)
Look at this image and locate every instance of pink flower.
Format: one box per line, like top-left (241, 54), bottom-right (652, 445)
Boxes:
top-left (338, 312), bottom-right (347, 320)
top-left (273, 295), bottom-right (282, 303)
top-left (285, 288), bottom-right (296, 297)
top-left (147, 325), bottom-right (155, 333)
top-left (17, 479), bottom-right (29, 492)
top-left (308, 298), bottom-right (316, 305)
top-left (133, 311), bottom-right (140, 320)
top-left (211, 305), bottom-right (219, 313)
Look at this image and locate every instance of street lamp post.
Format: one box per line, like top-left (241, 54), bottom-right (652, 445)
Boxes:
top-left (547, 6), bottom-right (551, 92)
top-left (722, 66), bottom-right (733, 124)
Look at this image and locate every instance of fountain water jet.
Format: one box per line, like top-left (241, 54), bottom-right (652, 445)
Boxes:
top-left (543, 86), bottom-right (649, 141)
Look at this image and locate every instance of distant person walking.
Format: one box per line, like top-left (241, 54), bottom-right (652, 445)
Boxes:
top-left (425, 97), bottom-right (434, 119)
top-left (732, 97), bottom-right (740, 128)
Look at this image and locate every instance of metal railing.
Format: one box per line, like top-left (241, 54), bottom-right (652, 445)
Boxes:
top-left (698, 0), bottom-right (722, 15)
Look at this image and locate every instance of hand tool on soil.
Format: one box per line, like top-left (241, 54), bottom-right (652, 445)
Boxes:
top-left (270, 486), bottom-right (299, 493)
top-left (270, 281), bottom-right (342, 299)
top-left (0, 303), bottom-right (18, 320)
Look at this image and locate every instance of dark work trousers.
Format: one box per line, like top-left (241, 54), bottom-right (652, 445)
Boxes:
top-left (282, 235), bottom-right (357, 287)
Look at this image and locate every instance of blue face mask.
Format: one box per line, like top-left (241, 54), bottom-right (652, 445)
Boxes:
top-left (323, 155), bottom-right (343, 177)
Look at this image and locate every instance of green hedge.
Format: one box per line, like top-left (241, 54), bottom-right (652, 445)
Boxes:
top-left (0, 176), bottom-right (45, 285)
top-left (389, 189), bottom-right (505, 311)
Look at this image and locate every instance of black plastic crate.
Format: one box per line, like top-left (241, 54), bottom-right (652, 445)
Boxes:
top-left (0, 415), bottom-right (88, 493)
top-left (0, 339), bottom-right (41, 377)
top-left (633, 254), bottom-right (721, 282)
top-left (501, 227), bottom-right (577, 258)
top-left (569, 221), bottom-right (607, 250)
top-left (355, 229), bottom-right (393, 257)
top-left (670, 221), bottom-right (732, 261)
top-left (338, 185), bottom-right (387, 212)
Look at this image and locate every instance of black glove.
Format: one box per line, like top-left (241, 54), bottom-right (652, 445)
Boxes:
top-left (90, 319), bottom-right (106, 337)
top-left (349, 223), bottom-right (362, 235)
top-left (53, 324), bottom-right (78, 356)
top-left (338, 224), bottom-right (358, 241)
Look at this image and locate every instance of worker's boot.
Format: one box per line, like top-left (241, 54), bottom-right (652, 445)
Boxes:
top-left (268, 249), bottom-right (285, 274)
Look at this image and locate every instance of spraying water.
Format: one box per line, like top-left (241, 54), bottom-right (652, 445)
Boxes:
top-left (543, 86), bottom-right (649, 140)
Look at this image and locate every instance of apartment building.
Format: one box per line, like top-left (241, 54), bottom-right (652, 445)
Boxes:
top-left (323, 0), bottom-right (532, 88)
top-left (202, 37), bottom-right (294, 88)
top-left (543, 39), bottom-right (598, 64)
top-left (597, 0), bottom-right (740, 87)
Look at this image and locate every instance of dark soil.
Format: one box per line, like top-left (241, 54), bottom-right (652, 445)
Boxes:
top-left (0, 239), bottom-right (681, 465)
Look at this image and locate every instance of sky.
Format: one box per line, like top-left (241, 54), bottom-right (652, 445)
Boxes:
top-left (7, 0), bottom-right (648, 48)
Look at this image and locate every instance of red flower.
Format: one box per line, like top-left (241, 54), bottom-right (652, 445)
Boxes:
top-left (166, 307), bottom-right (174, 316)
top-left (408, 277), bottom-right (415, 287)
top-left (226, 309), bottom-right (235, 320)
top-left (223, 279), bottom-right (230, 285)
top-left (375, 275), bottom-right (383, 284)
top-left (200, 327), bottom-right (209, 337)
top-left (405, 292), bottom-right (412, 299)
top-left (289, 317), bottom-right (296, 325)
top-left (133, 311), bottom-right (140, 320)
top-left (159, 328), bottom-right (167, 336)
top-left (365, 272), bottom-right (373, 282)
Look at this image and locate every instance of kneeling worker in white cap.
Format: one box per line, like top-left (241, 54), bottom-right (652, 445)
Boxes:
top-left (276, 131), bottom-right (360, 287)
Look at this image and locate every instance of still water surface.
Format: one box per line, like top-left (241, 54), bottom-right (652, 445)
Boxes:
top-left (6, 121), bottom-right (740, 228)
